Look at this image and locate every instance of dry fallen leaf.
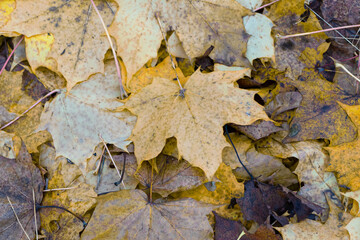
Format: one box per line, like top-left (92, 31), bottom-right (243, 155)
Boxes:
top-left (237, 179), bottom-right (323, 226)
top-left (0, 0), bottom-right (116, 90)
top-left (325, 103), bottom-right (360, 191)
top-left (38, 60), bottom-right (136, 173)
top-left (0, 142), bottom-right (44, 240)
top-left (133, 154), bottom-right (207, 197)
top-left (172, 163), bottom-right (244, 205)
top-left (125, 68), bottom-right (270, 178)
top-left (81, 190), bottom-right (216, 239)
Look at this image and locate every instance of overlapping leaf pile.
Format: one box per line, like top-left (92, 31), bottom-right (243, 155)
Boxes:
top-left (1, 0), bottom-right (360, 239)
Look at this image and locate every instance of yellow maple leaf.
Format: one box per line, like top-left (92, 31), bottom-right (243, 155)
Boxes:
top-left (125, 68), bottom-right (270, 178)
top-left (325, 103), bottom-right (360, 191)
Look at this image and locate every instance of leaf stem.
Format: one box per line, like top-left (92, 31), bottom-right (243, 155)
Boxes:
top-left (0, 89), bottom-right (60, 130)
top-left (0, 35), bottom-right (24, 76)
top-left (154, 13), bottom-right (185, 95)
top-left (114, 154), bottom-right (126, 186)
top-left (224, 125), bottom-right (254, 179)
top-left (90, 0), bottom-right (128, 99)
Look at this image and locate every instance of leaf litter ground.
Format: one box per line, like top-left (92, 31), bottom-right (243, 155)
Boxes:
top-left (1, 0), bottom-right (360, 239)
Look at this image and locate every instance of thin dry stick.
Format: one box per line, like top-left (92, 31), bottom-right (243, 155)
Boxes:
top-left (90, 0), bottom-right (127, 99)
top-left (94, 146), bottom-right (106, 175)
top-left (279, 24), bottom-right (360, 40)
top-left (43, 187), bottom-right (77, 192)
top-left (154, 13), bottom-right (185, 96)
top-left (253, 0), bottom-right (280, 12)
top-left (7, 196), bottom-right (31, 240)
top-left (305, 5), bottom-right (360, 52)
top-left (32, 189), bottom-right (38, 240)
top-left (0, 89), bottom-right (60, 130)
top-left (98, 135), bottom-right (126, 189)
top-left (0, 35), bottom-right (24, 75)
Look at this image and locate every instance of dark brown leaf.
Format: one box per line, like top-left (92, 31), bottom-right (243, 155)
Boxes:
top-left (237, 179), bottom-right (323, 226)
top-left (0, 142), bottom-right (44, 240)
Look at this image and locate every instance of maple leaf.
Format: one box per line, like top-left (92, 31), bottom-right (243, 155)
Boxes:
top-left (325, 103), bottom-right (360, 191)
top-left (38, 60), bottom-right (136, 173)
top-left (125, 68), bottom-right (270, 178)
top-left (109, 0), bottom-right (275, 79)
top-left (81, 190), bottom-right (216, 239)
top-left (0, 0), bottom-right (116, 90)
top-left (0, 142), bottom-right (44, 240)
top-left (0, 1), bottom-right (14, 28)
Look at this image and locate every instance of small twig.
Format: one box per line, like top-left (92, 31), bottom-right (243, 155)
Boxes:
top-left (0, 35), bottom-right (24, 76)
top-left (7, 196), bottom-right (31, 240)
top-left (305, 5), bottom-right (360, 52)
top-left (0, 89), bottom-right (60, 130)
top-left (43, 186), bottom-right (77, 192)
top-left (278, 24), bottom-right (360, 40)
top-left (98, 135), bottom-right (126, 189)
top-left (32, 189), bottom-right (38, 240)
top-left (224, 125), bottom-right (254, 179)
top-left (154, 12), bottom-right (186, 98)
top-left (90, 0), bottom-right (128, 99)
top-left (253, 0), bottom-right (280, 12)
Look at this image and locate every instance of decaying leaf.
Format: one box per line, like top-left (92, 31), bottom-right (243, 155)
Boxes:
top-left (0, 142), bottom-right (44, 240)
top-left (325, 103), bottom-right (360, 191)
top-left (0, 69), bottom-right (51, 152)
top-left (223, 132), bottom-right (297, 187)
top-left (38, 60), bottom-right (136, 173)
top-left (237, 179), bottom-right (323, 226)
top-left (0, 130), bottom-right (15, 158)
top-left (125, 68), bottom-right (270, 178)
top-left (214, 212), bottom-right (281, 240)
top-left (133, 154), bottom-right (207, 197)
top-left (172, 163), bottom-right (244, 205)
top-left (0, 0), bottom-right (15, 28)
top-left (81, 190), bottom-right (216, 239)
top-left (0, 0), bottom-right (117, 90)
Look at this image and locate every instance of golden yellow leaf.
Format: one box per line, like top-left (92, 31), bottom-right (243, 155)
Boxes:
top-left (81, 190), bottom-right (216, 239)
top-left (0, 0), bottom-right (116, 90)
top-left (325, 103), bottom-right (360, 191)
top-left (0, 0), bottom-right (15, 28)
top-left (128, 56), bottom-right (186, 93)
top-left (125, 68), bottom-right (270, 178)
top-left (172, 163), bottom-right (244, 205)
